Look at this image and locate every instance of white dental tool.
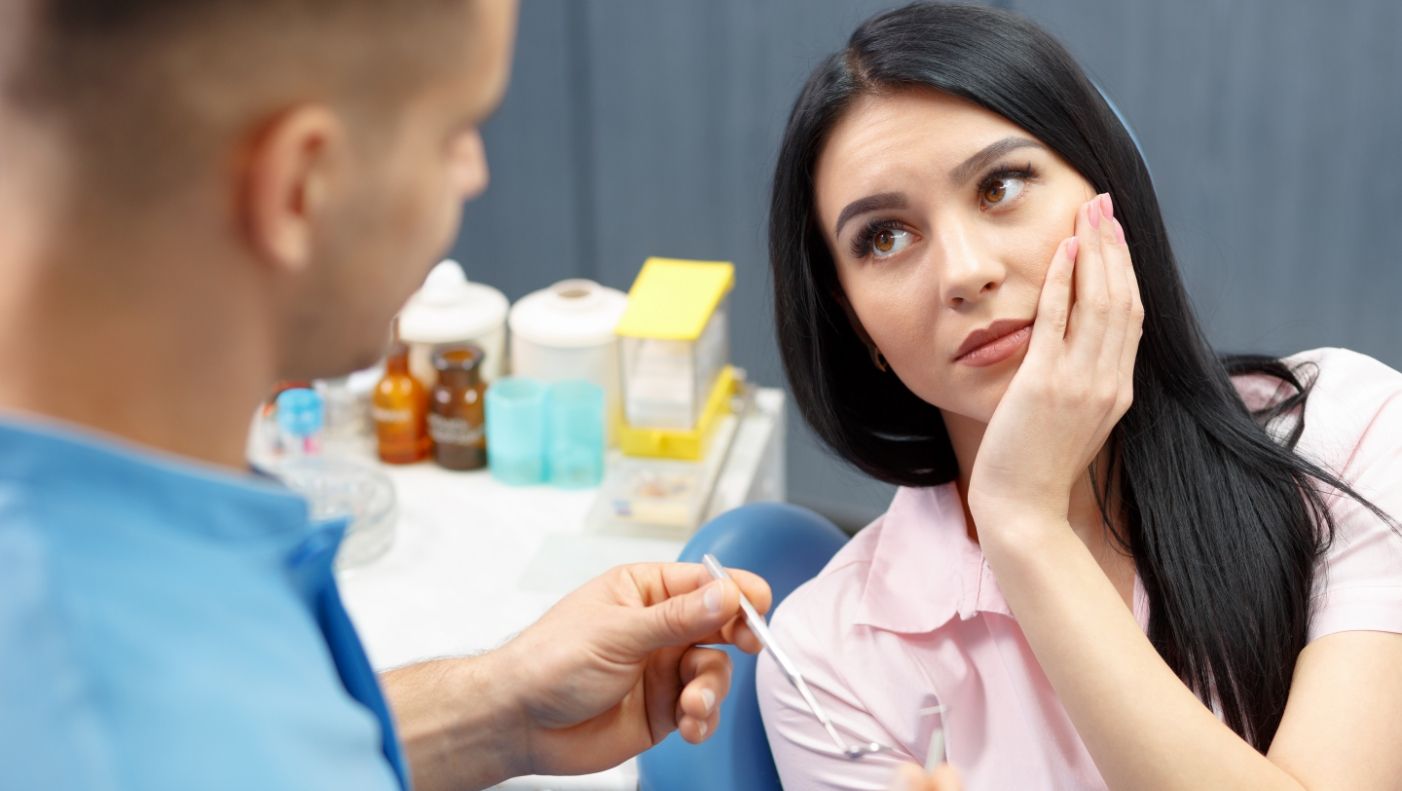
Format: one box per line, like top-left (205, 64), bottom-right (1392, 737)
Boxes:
top-left (919, 704), bottom-right (948, 771)
top-left (701, 553), bottom-right (896, 760)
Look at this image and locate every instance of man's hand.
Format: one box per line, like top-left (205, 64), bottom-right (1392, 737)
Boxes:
top-left (889, 763), bottom-right (963, 791)
top-left (492, 561), bottom-right (772, 777)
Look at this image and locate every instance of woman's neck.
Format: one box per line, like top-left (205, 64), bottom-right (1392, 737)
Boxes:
top-left (942, 410), bottom-right (1124, 556)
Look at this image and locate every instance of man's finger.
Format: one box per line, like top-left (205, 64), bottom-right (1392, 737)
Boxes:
top-left (676, 708), bottom-right (720, 745)
top-left (888, 762), bottom-right (963, 791)
top-left (889, 763), bottom-right (927, 791)
top-left (675, 647), bottom-right (731, 743)
top-left (626, 577), bottom-right (742, 655)
top-left (626, 562), bottom-right (772, 616)
top-left (928, 763), bottom-right (963, 790)
top-left (643, 646), bottom-right (687, 743)
top-left (616, 563), bottom-right (772, 654)
top-left (720, 616), bottom-right (764, 654)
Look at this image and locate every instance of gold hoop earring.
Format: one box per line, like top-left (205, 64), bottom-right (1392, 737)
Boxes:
top-left (869, 346), bottom-right (889, 372)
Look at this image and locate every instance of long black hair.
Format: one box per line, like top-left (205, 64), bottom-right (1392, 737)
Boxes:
top-left (770, 2), bottom-right (1392, 750)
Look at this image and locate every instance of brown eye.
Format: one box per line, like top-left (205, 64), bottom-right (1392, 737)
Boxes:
top-left (874, 229), bottom-right (896, 253)
top-left (861, 225), bottom-right (912, 259)
top-left (978, 173), bottom-right (1028, 209)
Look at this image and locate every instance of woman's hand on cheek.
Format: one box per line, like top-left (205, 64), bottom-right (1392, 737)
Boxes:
top-left (966, 193), bottom-right (1143, 537)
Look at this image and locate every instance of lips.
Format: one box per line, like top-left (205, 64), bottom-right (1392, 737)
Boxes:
top-left (954, 318), bottom-right (1035, 361)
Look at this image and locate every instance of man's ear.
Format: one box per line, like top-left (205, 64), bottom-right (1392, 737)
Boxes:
top-left (240, 105), bottom-right (345, 275)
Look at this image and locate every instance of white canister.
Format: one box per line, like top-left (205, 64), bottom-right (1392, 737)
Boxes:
top-left (398, 260), bottom-right (509, 386)
top-left (509, 279), bottom-right (629, 445)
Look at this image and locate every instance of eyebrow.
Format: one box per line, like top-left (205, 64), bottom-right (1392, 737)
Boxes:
top-left (948, 136), bottom-right (1045, 187)
top-left (831, 136), bottom-right (1046, 239)
top-left (833, 192), bottom-right (908, 239)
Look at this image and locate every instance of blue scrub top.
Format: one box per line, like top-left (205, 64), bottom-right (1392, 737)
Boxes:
top-left (0, 417), bottom-right (410, 790)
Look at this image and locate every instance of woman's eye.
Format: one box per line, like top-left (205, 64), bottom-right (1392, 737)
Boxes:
top-left (870, 227), bottom-right (913, 258)
top-left (981, 175), bottom-right (1027, 208)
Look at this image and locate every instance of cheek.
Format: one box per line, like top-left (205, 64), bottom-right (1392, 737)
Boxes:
top-left (380, 160), bottom-right (464, 269)
top-left (843, 277), bottom-right (950, 404)
top-left (1007, 215), bottom-right (1077, 290)
top-left (371, 127), bottom-right (469, 256)
top-left (1022, 190), bottom-right (1085, 282)
top-left (329, 173), bottom-right (448, 323)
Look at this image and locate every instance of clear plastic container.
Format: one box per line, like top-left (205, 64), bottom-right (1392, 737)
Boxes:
top-left (590, 454), bottom-right (712, 531)
top-left (318, 368), bottom-right (379, 458)
top-left (620, 296), bottom-right (729, 430)
top-left (276, 457), bottom-right (398, 570)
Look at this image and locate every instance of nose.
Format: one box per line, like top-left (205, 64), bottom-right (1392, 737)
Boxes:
top-left (450, 130), bottom-right (490, 202)
top-left (934, 221), bottom-right (1005, 308)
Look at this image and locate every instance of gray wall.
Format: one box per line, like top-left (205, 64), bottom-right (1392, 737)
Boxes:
top-left (452, 0), bottom-right (1402, 530)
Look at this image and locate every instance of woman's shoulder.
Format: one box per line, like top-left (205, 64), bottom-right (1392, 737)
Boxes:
top-left (1233, 346), bottom-right (1397, 401)
top-left (1234, 347), bottom-right (1402, 466)
top-left (1282, 346), bottom-right (1402, 394)
top-left (765, 506), bottom-right (887, 643)
top-left (767, 485), bottom-right (959, 647)
top-left (1261, 350), bottom-right (1402, 642)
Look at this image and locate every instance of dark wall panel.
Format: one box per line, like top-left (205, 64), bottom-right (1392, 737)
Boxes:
top-left (452, 0), bottom-right (589, 301)
top-left (448, 1), bottom-right (1402, 529)
top-left (1016, 0), bottom-right (1402, 363)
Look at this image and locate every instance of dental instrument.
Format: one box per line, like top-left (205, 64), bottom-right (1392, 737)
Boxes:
top-left (701, 553), bottom-right (897, 760)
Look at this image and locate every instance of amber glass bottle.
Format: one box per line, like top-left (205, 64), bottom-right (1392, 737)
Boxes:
top-left (373, 341), bottom-right (431, 463)
top-left (429, 344), bottom-right (487, 470)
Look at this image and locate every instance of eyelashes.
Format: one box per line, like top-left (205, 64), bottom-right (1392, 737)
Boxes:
top-left (847, 161), bottom-right (1040, 261)
top-left (977, 162), bottom-right (1036, 209)
top-left (849, 219), bottom-right (907, 259)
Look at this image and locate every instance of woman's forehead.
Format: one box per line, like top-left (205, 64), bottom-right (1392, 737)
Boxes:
top-left (815, 90), bottom-right (1035, 212)
top-left (824, 90), bottom-right (1028, 167)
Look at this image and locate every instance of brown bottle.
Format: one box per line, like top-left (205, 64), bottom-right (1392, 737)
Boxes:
top-left (429, 344), bottom-right (487, 470)
top-left (373, 341), bottom-right (431, 464)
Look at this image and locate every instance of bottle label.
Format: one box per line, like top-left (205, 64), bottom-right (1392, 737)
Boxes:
top-left (428, 414), bottom-right (484, 446)
top-left (373, 406), bottom-right (414, 424)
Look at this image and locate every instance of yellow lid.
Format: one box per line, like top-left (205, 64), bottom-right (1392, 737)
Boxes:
top-left (615, 258), bottom-right (735, 340)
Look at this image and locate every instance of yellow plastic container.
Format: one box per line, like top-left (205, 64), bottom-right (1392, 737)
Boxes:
top-left (615, 258), bottom-right (736, 459)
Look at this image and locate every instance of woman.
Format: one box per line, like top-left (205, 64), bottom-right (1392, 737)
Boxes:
top-left (757, 3), bottom-right (1402, 789)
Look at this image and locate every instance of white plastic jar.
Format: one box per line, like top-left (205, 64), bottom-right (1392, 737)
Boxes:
top-left (509, 279), bottom-right (629, 445)
top-left (397, 260), bottom-right (509, 386)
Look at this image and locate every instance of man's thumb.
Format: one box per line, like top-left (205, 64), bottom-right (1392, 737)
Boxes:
top-left (630, 579), bottom-right (738, 653)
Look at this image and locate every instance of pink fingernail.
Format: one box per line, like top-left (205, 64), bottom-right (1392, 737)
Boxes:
top-left (1087, 200), bottom-right (1101, 229)
top-left (1100, 193), bottom-right (1114, 221)
top-left (1067, 237), bottom-right (1080, 259)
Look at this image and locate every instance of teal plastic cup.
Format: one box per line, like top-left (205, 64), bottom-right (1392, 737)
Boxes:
top-left (485, 378), bottom-right (548, 485)
top-left (547, 381), bottom-right (605, 489)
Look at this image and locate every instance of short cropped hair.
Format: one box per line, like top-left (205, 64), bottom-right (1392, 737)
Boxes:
top-left (4, 0), bottom-right (473, 201)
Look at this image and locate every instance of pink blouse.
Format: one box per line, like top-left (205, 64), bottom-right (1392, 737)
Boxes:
top-left (757, 348), bottom-right (1402, 789)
